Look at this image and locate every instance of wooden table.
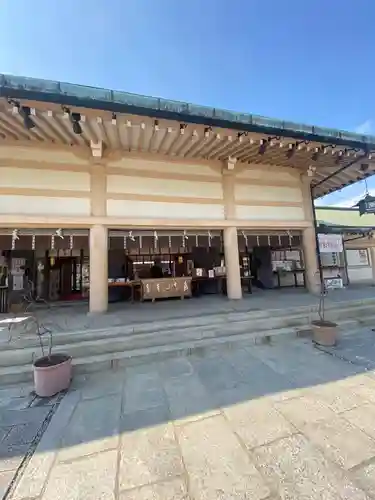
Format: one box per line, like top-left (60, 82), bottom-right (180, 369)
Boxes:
top-left (241, 276), bottom-right (253, 294)
top-left (192, 276), bottom-right (225, 296)
top-left (0, 286), bottom-right (9, 313)
top-left (108, 280), bottom-right (141, 303)
top-left (273, 269), bottom-right (305, 288)
top-left (192, 276), bottom-right (253, 296)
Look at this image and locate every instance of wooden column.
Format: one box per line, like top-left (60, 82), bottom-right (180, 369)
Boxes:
top-left (89, 224), bottom-right (108, 313)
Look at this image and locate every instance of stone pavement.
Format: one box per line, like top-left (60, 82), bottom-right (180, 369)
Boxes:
top-left (0, 385), bottom-right (62, 499)
top-left (318, 327), bottom-right (375, 371)
top-left (6, 330), bottom-right (375, 499)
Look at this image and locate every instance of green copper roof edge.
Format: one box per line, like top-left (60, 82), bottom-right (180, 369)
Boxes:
top-left (1, 73), bottom-right (375, 148)
top-left (316, 206), bottom-right (358, 211)
top-left (317, 222), bottom-right (375, 233)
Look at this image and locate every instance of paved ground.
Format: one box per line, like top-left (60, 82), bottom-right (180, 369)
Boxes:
top-left (320, 328), bottom-right (375, 371)
top-left (5, 328), bottom-right (375, 499)
top-left (0, 386), bottom-right (61, 499)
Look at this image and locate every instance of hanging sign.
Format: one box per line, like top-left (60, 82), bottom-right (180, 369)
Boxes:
top-left (358, 195), bottom-right (375, 216)
top-left (318, 234), bottom-right (343, 253)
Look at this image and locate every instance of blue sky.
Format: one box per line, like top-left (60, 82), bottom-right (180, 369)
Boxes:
top-left (0, 0), bottom-right (374, 206)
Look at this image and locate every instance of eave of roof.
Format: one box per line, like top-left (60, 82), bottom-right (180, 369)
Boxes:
top-left (1, 74), bottom-right (375, 152)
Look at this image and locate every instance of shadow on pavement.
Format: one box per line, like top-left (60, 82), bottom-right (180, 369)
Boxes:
top-left (2, 325), bottom-right (375, 498)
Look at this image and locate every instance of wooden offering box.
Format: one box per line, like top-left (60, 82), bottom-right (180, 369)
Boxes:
top-left (140, 277), bottom-right (192, 301)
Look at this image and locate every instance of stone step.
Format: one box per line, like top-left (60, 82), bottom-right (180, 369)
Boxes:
top-left (4, 305), bottom-right (302, 344)
top-left (0, 314), bottom-right (312, 366)
top-left (0, 296), bottom-right (373, 386)
top-left (0, 318), bottom-right (360, 386)
top-left (357, 315), bottom-right (375, 327)
top-left (5, 310), bottom-right (312, 351)
top-left (3, 300), bottom-right (370, 367)
top-left (5, 299), bottom-right (374, 352)
top-left (1, 300), bottom-right (373, 370)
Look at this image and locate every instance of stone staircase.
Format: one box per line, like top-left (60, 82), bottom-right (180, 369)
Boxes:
top-left (1, 298), bottom-right (375, 385)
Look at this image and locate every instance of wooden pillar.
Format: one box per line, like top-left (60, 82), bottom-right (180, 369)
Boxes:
top-left (89, 225), bottom-right (108, 313)
top-left (301, 174), bottom-right (320, 294)
top-left (224, 226), bottom-right (242, 299)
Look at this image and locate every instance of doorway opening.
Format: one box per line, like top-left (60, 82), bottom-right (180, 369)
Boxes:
top-left (47, 255), bottom-right (83, 301)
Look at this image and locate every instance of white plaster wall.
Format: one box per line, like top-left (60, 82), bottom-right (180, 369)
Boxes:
top-left (107, 175), bottom-right (223, 199)
top-left (235, 185), bottom-right (302, 203)
top-left (238, 166), bottom-right (299, 183)
top-left (0, 167), bottom-right (90, 191)
top-left (0, 146), bottom-right (89, 164)
top-left (0, 195), bottom-right (90, 215)
top-left (107, 199), bottom-right (224, 219)
top-left (237, 205), bottom-right (304, 221)
top-left (108, 157), bottom-right (220, 177)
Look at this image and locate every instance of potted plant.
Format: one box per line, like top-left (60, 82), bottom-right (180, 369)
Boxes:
top-left (33, 317), bottom-right (72, 397)
top-left (311, 279), bottom-right (338, 347)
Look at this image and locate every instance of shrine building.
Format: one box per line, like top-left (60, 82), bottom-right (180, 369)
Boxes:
top-left (0, 74), bottom-right (374, 313)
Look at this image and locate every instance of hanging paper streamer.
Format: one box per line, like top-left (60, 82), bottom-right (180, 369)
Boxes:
top-left (208, 231), bottom-right (212, 247)
top-left (278, 235), bottom-right (282, 247)
top-left (195, 234), bottom-right (199, 247)
top-left (139, 235), bottom-right (142, 249)
top-left (182, 230), bottom-right (188, 248)
top-left (51, 235), bottom-right (55, 250)
top-left (153, 231), bottom-right (158, 250)
top-left (287, 231), bottom-right (292, 247)
top-left (241, 231), bottom-right (248, 248)
top-left (168, 235), bottom-right (172, 249)
top-left (31, 234), bottom-right (36, 250)
top-left (11, 229), bottom-right (19, 250)
top-left (256, 235), bottom-right (260, 246)
top-left (124, 236), bottom-right (127, 249)
top-left (69, 235), bottom-right (74, 250)
top-left (267, 235), bottom-right (271, 246)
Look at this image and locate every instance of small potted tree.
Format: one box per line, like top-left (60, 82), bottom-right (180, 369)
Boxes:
top-left (311, 278), bottom-right (338, 347)
top-left (32, 317), bottom-right (72, 397)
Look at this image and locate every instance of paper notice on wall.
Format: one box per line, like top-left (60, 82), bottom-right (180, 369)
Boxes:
top-left (285, 250), bottom-right (300, 261)
top-left (318, 234), bottom-right (343, 253)
top-left (12, 274), bottom-right (24, 291)
top-left (11, 258), bottom-right (25, 275)
top-left (346, 249), bottom-right (369, 267)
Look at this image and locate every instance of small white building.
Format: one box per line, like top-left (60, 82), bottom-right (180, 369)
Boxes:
top-left (317, 207), bottom-right (375, 286)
